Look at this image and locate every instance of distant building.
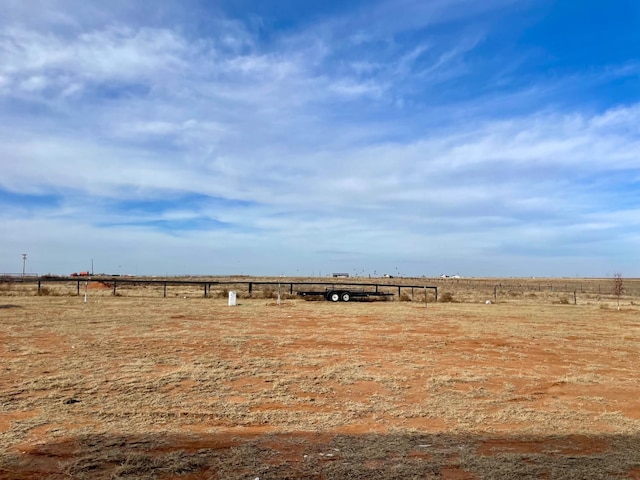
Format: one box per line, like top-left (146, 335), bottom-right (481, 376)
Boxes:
top-left (332, 273), bottom-right (349, 278)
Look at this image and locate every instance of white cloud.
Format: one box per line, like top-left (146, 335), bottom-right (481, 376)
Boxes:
top-left (0, 25), bottom-right (190, 96)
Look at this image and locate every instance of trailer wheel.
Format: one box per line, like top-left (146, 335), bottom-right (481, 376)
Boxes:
top-left (341, 292), bottom-right (350, 302)
top-left (328, 292), bottom-right (340, 302)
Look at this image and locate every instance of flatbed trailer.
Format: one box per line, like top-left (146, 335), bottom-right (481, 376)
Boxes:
top-left (297, 288), bottom-right (394, 302)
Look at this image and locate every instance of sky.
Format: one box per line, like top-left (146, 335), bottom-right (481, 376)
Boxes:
top-left (1, 0), bottom-right (639, 278)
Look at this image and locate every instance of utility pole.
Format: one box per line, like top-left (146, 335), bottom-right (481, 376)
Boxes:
top-left (22, 254), bottom-right (27, 276)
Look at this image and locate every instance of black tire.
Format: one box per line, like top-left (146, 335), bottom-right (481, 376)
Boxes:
top-left (341, 292), bottom-right (350, 302)
top-left (328, 292), bottom-right (340, 302)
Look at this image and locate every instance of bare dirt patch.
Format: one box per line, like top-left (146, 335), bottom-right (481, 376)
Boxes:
top-left (1, 294), bottom-right (639, 478)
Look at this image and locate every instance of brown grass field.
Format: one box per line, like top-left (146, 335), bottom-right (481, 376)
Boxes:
top-left (1, 277), bottom-right (640, 479)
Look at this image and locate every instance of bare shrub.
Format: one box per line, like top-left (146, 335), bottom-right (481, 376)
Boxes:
top-left (235, 290), bottom-right (250, 300)
top-left (439, 292), bottom-right (455, 303)
top-left (216, 288), bottom-right (229, 299)
top-left (37, 286), bottom-right (51, 296)
top-left (261, 287), bottom-right (277, 299)
top-left (399, 292), bottom-right (412, 302)
top-left (613, 273), bottom-right (624, 310)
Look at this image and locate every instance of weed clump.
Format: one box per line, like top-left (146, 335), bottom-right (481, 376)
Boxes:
top-left (302, 294), bottom-right (323, 301)
top-left (217, 288), bottom-right (229, 299)
top-left (439, 292), bottom-right (455, 303)
top-left (261, 287), bottom-right (277, 299)
top-left (399, 292), bottom-right (412, 302)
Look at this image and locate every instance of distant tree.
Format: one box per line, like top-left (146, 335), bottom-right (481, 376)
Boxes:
top-left (613, 272), bottom-right (624, 310)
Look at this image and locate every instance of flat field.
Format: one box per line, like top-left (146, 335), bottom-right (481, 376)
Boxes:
top-left (1, 283), bottom-right (640, 479)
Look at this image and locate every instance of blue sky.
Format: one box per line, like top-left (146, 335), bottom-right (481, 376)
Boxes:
top-left (1, 0), bottom-right (639, 277)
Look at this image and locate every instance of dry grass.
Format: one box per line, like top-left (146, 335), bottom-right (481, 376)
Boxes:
top-left (8, 275), bottom-right (640, 305)
top-left (1, 283), bottom-right (640, 478)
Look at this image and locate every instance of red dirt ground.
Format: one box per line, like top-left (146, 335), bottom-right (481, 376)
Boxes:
top-left (1, 297), bottom-right (640, 478)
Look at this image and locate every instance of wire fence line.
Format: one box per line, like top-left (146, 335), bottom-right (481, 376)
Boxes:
top-left (431, 279), bottom-right (640, 296)
top-left (1, 275), bottom-right (637, 302)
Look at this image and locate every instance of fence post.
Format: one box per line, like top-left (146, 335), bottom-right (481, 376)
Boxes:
top-left (113, 281), bottom-right (117, 296)
top-left (249, 282), bottom-right (253, 297)
top-left (38, 280), bottom-right (41, 295)
top-left (163, 282), bottom-right (167, 298)
top-left (77, 280), bottom-right (80, 296)
top-left (494, 286), bottom-right (497, 303)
